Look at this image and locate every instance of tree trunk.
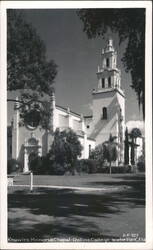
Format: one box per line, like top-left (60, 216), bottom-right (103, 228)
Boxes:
top-left (70, 162), bottom-right (75, 175)
top-left (131, 138), bottom-right (135, 165)
top-left (124, 141), bottom-right (129, 165)
top-left (109, 162), bottom-right (112, 174)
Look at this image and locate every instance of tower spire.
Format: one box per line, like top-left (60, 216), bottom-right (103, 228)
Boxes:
top-left (105, 38), bottom-right (114, 52)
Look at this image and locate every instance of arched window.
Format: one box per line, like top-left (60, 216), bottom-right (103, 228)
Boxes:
top-left (102, 78), bottom-right (105, 88)
top-left (25, 109), bottom-right (41, 130)
top-left (106, 58), bottom-right (109, 67)
top-left (108, 77), bottom-right (111, 88)
top-left (102, 107), bottom-right (107, 119)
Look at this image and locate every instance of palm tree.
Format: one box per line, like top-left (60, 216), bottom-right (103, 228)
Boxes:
top-left (103, 134), bottom-right (118, 174)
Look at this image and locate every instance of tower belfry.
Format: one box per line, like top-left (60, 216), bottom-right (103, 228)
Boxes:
top-left (97, 38), bottom-right (121, 91)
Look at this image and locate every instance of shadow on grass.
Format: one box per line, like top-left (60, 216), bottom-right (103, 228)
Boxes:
top-left (8, 174), bottom-right (145, 242)
top-left (87, 174), bottom-right (145, 207)
top-left (8, 213), bottom-right (119, 242)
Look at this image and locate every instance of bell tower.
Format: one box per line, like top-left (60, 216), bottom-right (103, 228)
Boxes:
top-left (97, 38), bottom-right (121, 91)
top-left (89, 39), bottom-right (125, 163)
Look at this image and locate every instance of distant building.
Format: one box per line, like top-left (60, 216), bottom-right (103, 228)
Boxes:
top-left (7, 39), bottom-right (125, 171)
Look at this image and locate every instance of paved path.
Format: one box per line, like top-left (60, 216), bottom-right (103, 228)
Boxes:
top-left (12, 184), bottom-right (130, 192)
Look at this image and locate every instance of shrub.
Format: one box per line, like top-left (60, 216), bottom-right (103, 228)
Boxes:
top-left (51, 162), bottom-right (66, 175)
top-left (7, 158), bottom-right (21, 174)
top-left (125, 165), bottom-right (132, 173)
top-left (76, 159), bottom-right (87, 173)
top-left (77, 159), bottom-right (97, 174)
top-left (30, 155), bottom-right (52, 175)
top-left (41, 156), bottom-right (53, 174)
top-left (96, 165), bottom-right (128, 174)
top-left (137, 155), bottom-right (145, 172)
top-left (111, 166), bottom-right (126, 174)
top-left (29, 155), bottom-right (72, 175)
top-left (29, 156), bottom-right (42, 174)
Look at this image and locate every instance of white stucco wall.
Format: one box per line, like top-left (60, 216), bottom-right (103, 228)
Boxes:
top-left (90, 90), bottom-right (121, 145)
top-left (78, 136), bottom-right (95, 159)
top-left (11, 102), bottom-right (93, 172)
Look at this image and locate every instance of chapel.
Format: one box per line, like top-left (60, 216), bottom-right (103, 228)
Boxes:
top-left (7, 39), bottom-right (125, 172)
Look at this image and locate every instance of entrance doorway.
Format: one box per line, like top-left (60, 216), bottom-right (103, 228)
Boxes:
top-left (23, 134), bottom-right (42, 172)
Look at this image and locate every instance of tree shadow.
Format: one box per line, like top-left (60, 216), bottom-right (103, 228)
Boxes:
top-left (8, 215), bottom-right (120, 242)
top-left (8, 174), bottom-right (145, 242)
top-left (8, 187), bottom-right (124, 241)
top-left (87, 174), bottom-right (145, 207)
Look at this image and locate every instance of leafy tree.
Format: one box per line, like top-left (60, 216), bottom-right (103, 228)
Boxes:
top-left (7, 10), bottom-right (58, 129)
top-left (49, 128), bottom-right (82, 175)
top-left (103, 134), bottom-right (118, 174)
top-left (130, 127), bottom-right (142, 143)
top-left (78, 9), bottom-right (145, 118)
top-left (89, 143), bottom-right (105, 168)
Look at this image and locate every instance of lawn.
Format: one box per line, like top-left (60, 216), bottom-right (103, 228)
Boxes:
top-left (8, 173), bottom-right (145, 242)
top-left (10, 172), bottom-right (144, 188)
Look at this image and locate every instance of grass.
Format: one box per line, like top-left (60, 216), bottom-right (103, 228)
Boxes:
top-left (8, 173), bottom-right (145, 242)
top-left (11, 172), bottom-right (144, 188)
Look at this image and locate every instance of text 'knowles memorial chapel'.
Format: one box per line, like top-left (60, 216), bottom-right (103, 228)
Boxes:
top-left (7, 39), bottom-right (125, 172)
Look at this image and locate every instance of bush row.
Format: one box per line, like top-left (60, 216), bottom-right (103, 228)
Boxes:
top-left (8, 156), bottom-right (145, 175)
top-left (77, 160), bottom-right (133, 174)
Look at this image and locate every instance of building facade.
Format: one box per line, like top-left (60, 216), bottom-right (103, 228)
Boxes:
top-left (7, 39), bottom-right (125, 171)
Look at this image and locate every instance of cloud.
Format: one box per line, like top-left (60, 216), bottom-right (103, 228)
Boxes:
top-left (126, 120), bottom-right (144, 135)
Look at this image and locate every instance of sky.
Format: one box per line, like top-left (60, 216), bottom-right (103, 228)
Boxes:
top-left (8, 9), bottom-right (144, 125)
